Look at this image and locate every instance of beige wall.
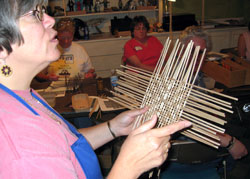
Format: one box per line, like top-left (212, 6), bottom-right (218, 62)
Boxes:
top-left (77, 27), bottom-right (247, 78)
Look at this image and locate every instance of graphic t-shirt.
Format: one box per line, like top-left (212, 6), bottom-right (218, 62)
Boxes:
top-left (48, 42), bottom-right (93, 78)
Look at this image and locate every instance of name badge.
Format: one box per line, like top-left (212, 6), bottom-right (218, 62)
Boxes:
top-left (135, 46), bottom-right (143, 51)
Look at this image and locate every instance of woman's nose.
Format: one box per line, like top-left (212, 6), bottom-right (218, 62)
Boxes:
top-left (43, 13), bottom-right (56, 29)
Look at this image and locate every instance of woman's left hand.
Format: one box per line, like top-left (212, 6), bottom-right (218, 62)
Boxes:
top-left (109, 107), bottom-right (149, 137)
top-left (217, 133), bottom-right (248, 159)
top-left (229, 138), bottom-right (248, 159)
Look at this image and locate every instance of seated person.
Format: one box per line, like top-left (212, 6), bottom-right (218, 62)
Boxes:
top-left (122, 16), bottom-right (163, 72)
top-left (37, 17), bottom-right (95, 81)
top-left (179, 26), bottom-right (211, 87)
top-left (237, 21), bottom-right (250, 61)
top-left (160, 26), bottom-right (248, 179)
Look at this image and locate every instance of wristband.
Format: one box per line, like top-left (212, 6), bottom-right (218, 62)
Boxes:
top-left (107, 121), bottom-right (116, 138)
top-left (226, 137), bottom-right (236, 150)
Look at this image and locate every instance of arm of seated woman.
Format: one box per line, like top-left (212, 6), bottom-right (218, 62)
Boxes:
top-left (127, 55), bottom-right (155, 72)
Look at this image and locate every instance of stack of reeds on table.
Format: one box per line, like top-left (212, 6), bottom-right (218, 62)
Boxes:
top-left (109, 38), bottom-right (237, 148)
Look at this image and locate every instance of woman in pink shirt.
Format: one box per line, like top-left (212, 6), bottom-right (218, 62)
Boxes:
top-left (0, 0), bottom-right (191, 179)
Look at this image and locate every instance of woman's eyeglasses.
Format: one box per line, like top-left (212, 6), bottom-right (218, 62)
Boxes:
top-left (22, 4), bottom-right (46, 22)
top-left (134, 27), bottom-right (147, 31)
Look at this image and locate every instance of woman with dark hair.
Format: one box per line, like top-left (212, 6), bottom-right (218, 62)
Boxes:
top-left (238, 22), bottom-right (250, 61)
top-left (0, 1), bottom-right (191, 178)
top-left (122, 16), bottom-right (163, 72)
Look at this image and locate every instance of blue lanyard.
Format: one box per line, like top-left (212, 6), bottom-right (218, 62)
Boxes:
top-left (0, 83), bottom-right (65, 123)
top-left (0, 83), bottom-right (59, 117)
top-left (0, 83), bottom-right (39, 115)
top-left (0, 83), bottom-right (80, 136)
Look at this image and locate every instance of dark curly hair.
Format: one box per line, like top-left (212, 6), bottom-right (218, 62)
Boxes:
top-left (130, 16), bottom-right (150, 38)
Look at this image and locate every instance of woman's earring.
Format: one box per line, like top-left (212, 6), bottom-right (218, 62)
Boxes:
top-left (0, 60), bottom-right (12, 77)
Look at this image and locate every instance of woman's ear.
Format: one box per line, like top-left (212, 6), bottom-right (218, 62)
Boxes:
top-left (0, 47), bottom-right (9, 60)
top-left (0, 47), bottom-right (8, 60)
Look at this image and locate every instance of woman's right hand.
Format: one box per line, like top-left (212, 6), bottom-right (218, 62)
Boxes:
top-left (108, 116), bottom-right (192, 179)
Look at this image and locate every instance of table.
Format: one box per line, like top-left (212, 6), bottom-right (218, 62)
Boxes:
top-left (31, 78), bottom-right (112, 111)
top-left (31, 77), bottom-right (125, 125)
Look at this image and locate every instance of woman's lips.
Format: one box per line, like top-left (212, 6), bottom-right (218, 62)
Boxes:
top-left (51, 37), bottom-right (58, 43)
